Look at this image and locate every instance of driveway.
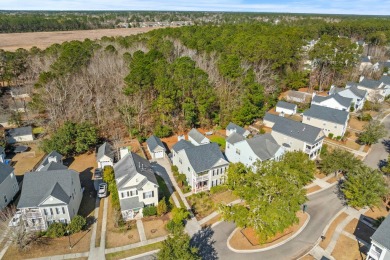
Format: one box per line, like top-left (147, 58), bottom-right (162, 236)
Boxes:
top-left (364, 114), bottom-right (390, 169)
top-left (211, 186), bottom-right (344, 260)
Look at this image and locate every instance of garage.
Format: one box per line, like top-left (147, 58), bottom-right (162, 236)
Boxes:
top-left (146, 135), bottom-right (167, 160)
top-left (154, 150), bottom-right (165, 159)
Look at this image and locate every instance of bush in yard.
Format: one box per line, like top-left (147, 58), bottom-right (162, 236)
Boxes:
top-left (336, 136), bottom-right (342, 141)
top-left (143, 206), bottom-right (157, 217)
top-left (166, 219), bottom-right (184, 234)
top-left (358, 120), bottom-right (386, 145)
top-left (177, 174), bottom-right (187, 187)
top-left (68, 215), bottom-right (86, 234)
top-left (157, 197), bottom-right (168, 216)
top-left (171, 207), bottom-right (190, 224)
top-left (46, 222), bottom-right (66, 238)
top-left (171, 165), bottom-right (179, 176)
top-left (210, 185), bottom-right (228, 194)
top-left (328, 133), bottom-right (334, 139)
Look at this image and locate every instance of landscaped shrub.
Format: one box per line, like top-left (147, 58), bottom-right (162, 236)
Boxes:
top-left (336, 136), bottom-right (342, 141)
top-left (328, 133), bottom-right (334, 139)
top-left (171, 207), bottom-right (190, 224)
top-left (157, 197), bottom-right (168, 216)
top-left (68, 215), bottom-right (86, 234)
top-left (46, 222), bottom-right (66, 238)
top-left (210, 185), bottom-right (228, 195)
top-left (166, 219), bottom-right (184, 234)
top-left (358, 113), bottom-right (372, 121)
top-left (171, 165), bottom-right (179, 176)
top-left (143, 206), bottom-right (157, 217)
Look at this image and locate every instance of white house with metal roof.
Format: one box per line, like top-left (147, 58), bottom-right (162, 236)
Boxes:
top-left (0, 162), bottom-right (19, 210)
top-left (5, 126), bottom-right (34, 144)
top-left (329, 84), bottom-right (367, 111)
top-left (172, 141), bottom-right (229, 193)
top-left (311, 93), bottom-right (352, 111)
top-left (114, 152), bottom-right (159, 220)
top-left (225, 133), bottom-right (285, 169)
top-left (146, 135), bottom-right (166, 159)
top-left (367, 215), bottom-right (390, 260)
top-left (226, 122), bottom-right (250, 138)
top-left (270, 116), bottom-right (325, 159)
top-left (17, 169), bottom-right (83, 231)
top-left (303, 105), bottom-right (349, 138)
top-left (275, 101), bottom-right (297, 115)
top-left (188, 128), bottom-right (210, 146)
top-left (97, 142), bottom-right (115, 169)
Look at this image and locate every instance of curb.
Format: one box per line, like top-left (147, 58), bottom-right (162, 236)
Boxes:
top-left (121, 249), bottom-right (160, 260)
top-left (226, 213), bottom-right (311, 253)
top-left (307, 181), bottom-right (338, 197)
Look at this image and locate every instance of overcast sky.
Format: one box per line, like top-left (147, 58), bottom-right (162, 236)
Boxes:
top-left (1, 0), bottom-right (390, 15)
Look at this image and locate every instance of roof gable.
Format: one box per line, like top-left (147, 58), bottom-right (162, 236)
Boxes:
top-left (276, 101), bottom-right (297, 110)
top-left (226, 122), bottom-right (248, 136)
top-left (0, 162), bottom-right (14, 185)
top-left (246, 134), bottom-right (282, 161)
top-left (7, 126), bottom-right (33, 137)
top-left (97, 142), bottom-right (114, 161)
top-left (182, 143), bottom-right (228, 173)
top-left (146, 135), bottom-right (165, 152)
top-left (172, 140), bottom-right (195, 153)
top-left (188, 128), bottom-right (209, 144)
top-left (371, 215), bottom-right (390, 250)
top-left (226, 132), bottom-right (245, 144)
top-left (304, 105), bottom-right (349, 125)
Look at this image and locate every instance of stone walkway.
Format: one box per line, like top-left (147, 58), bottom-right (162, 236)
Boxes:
top-left (136, 219), bottom-right (147, 242)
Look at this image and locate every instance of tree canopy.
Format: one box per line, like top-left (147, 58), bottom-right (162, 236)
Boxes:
top-left (358, 120), bottom-right (387, 145)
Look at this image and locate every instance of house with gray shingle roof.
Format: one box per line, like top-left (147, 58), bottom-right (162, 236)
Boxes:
top-left (226, 133), bottom-right (285, 170)
top-left (263, 113), bottom-right (284, 128)
top-left (357, 76), bottom-right (390, 102)
top-left (146, 135), bottom-right (166, 159)
top-left (226, 122), bottom-right (250, 138)
top-left (303, 105), bottom-right (349, 137)
top-left (5, 126), bottom-right (33, 144)
top-left (17, 169), bottom-right (82, 231)
top-left (172, 141), bottom-right (229, 193)
top-left (270, 116), bottom-right (325, 159)
top-left (188, 128), bottom-right (210, 146)
top-left (36, 151), bottom-right (63, 171)
top-left (367, 215), bottom-right (390, 260)
top-left (285, 90), bottom-right (311, 103)
top-left (276, 101), bottom-right (297, 115)
top-left (311, 93), bottom-right (352, 111)
top-left (330, 85), bottom-right (367, 111)
top-left (97, 142), bottom-right (115, 169)
top-left (114, 152), bottom-right (158, 220)
top-left (0, 162), bottom-right (19, 210)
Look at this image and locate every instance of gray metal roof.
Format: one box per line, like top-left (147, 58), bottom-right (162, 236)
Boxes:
top-left (119, 196), bottom-right (144, 211)
top-left (226, 122), bottom-right (248, 136)
top-left (146, 135), bottom-right (165, 152)
top-left (97, 142), bottom-right (115, 161)
top-left (172, 139), bottom-right (195, 153)
top-left (6, 126), bottom-right (32, 137)
top-left (371, 215), bottom-right (390, 250)
top-left (380, 75), bottom-right (390, 86)
top-left (38, 151), bottom-right (63, 169)
top-left (304, 105), bottom-right (349, 125)
top-left (359, 78), bottom-right (382, 89)
top-left (182, 143), bottom-right (228, 174)
top-left (40, 162), bottom-right (68, 172)
top-left (246, 134), bottom-right (282, 161)
top-left (0, 162), bottom-right (14, 185)
top-left (17, 169), bottom-right (80, 208)
top-left (114, 152), bottom-right (158, 190)
top-left (226, 132), bottom-right (245, 144)
top-left (188, 128), bottom-right (208, 144)
top-left (272, 117), bottom-right (324, 145)
top-left (276, 101), bottom-right (297, 111)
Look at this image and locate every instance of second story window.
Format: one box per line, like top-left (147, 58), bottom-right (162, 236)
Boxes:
top-left (143, 191), bottom-right (154, 199)
top-left (56, 208), bottom-right (60, 214)
top-left (236, 149), bottom-right (240, 155)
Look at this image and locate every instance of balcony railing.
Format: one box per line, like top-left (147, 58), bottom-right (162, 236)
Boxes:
top-left (368, 248), bottom-right (382, 260)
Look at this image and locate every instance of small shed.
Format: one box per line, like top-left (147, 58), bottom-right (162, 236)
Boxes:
top-left (188, 128), bottom-right (210, 146)
top-left (226, 122), bottom-right (250, 138)
top-left (6, 126), bottom-right (34, 144)
top-left (276, 101), bottom-right (297, 115)
top-left (146, 135), bottom-right (166, 159)
top-left (96, 142), bottom-right (115, 169)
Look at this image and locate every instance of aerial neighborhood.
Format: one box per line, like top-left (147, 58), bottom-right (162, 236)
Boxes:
top-left (1, 11), bottom-right (390, 260)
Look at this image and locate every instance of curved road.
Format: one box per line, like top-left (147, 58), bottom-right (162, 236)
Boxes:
top-left (211, 186), bottom-right (344, 260)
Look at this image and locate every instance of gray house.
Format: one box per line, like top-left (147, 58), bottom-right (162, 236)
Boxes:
top-left (146, 135), bottom-right (166, 159)
top-left (17, 169), bottom-right (83, 231)
top-left (97, 142), bottom-right (115, 169)
top-left (226, 122), bottom-right (250, 138)
top-left (6, 126), bottom-right (34, 144)
top-left (172, 141), bottom-right (229, 193)
top-left (188, 128), bottom-right (210, 146)
top-left (311, 93), bottom-right (352, 111)
top-left (114, 152), bottom-right (159, 220)
top-left (367, 215), bottom-right (390, 260)
top-left (36, 151), bottom-right (63, 171)
top-left (270, 116), bottom-right (325, 159)
top-left (275, 101), bottom-right (297, 115)
top-left (303, 105), bottom-right (349, 137)
top-left (329, 85), bottom-right (367, 111)
top-left (357, 77), bottom-right (390, 102)
top-left (0, 162), bottom-right (19, 210)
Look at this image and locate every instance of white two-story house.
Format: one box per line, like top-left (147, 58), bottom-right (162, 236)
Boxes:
top-left (270, 116), bottom-right (325, 160)
top-left (303, 105), bottom-right (349, 138)
top-left (114, 152), bottom-right (159, 220)
top-left (367, 215), bottom-right (390, 260)
top-left (172, 141), bottom-right (229, 193)
top-left (0, 162), bottom-right (19, 210)
top-left (225, 133), bottom-right (285, 170)
top-left (17, 168), bottom-right (83, 231)
top-left (329, 84), bottom-right (367, 111)
top-left (311, 93), bottom-right (352, 111)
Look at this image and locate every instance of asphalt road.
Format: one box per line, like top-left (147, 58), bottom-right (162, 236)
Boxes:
top-left (364, 114), bottom-right (390, 169)
top-left (211, 186), bottom-right (344, 260)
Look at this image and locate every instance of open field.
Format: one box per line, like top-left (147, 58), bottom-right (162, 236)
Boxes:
top-left (0, 27), bottom-right (159, 51)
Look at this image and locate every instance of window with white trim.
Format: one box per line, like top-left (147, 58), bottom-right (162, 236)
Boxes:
top-left (143, 191), bottom-right (154, 199)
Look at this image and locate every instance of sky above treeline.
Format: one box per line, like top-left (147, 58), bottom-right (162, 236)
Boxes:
top-left (1, 0), bottom-right (389, 15)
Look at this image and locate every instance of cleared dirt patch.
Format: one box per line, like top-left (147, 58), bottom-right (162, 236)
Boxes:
top-left (315, 171), bottom-right (327, 179)
top-left (0, 28), bottom-right (158, 51)
top-left (306, 185), bottom-right (322, 194)
top-left (142, 214), bottom-right (171, 240)
top-left (11, 142), bottom-right (45, 175)
top-left (364, 205), bottom-right (389, 220)
top-left (331, 234), bottom-right (367, 260)
top-left (348, 117), bottom-right (368, 131)
top-left (320, 212), bottom-right (349, 249)
top-left (229, 212), bottom-right (308, 250)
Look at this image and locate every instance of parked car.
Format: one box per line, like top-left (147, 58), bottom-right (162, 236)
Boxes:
top-left (94, 168), bottom-right (102, 180)
top-left (98, 183), bottom-right (107, 198)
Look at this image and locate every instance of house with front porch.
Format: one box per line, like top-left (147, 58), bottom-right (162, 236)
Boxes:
top-left (367, 215), bottom-right (390, 260)
top-left (17, 169), bottom-right (83, 231)
top-left (270, 116), bottom-right (325, 159)
top-left (172, 140), bottom-right (229, 193)
top-left (114, 152), bottom-right (159, 220)
top-left (0, 162), bottom-right (19, 210)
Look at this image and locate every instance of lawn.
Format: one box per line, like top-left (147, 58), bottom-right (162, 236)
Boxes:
top-left (155, 175), bottom-right (171, 202)
top-left (11, 142), bottom-right (45, 175)
top-left (320, 212), bottom-right (349, 249)
top-left (209, 136), bottom-right (226, 150)
top-left (142, 213), bottom-right (171, 240)
top-left (105, 242), bottom-right (163, 260)
top-left (331, 234), bottom-right (367, 260)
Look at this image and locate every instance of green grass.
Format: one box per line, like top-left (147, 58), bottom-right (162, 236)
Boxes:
top-left (155, 174), bottom-right (171, 201)
top-left (105, 242), bottom-right (163, 260)
top-left (210, 136), bottom-right (226, 150)
top-left (32, 127), bottom-right (44, 134)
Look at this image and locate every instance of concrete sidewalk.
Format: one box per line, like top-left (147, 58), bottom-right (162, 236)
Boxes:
top-left (136, 219), bottom-right (147, 242)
